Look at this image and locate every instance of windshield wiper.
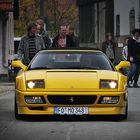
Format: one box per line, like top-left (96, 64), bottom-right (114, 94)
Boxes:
top-left (29, 67), bottom-right (53, 70)
top-left (55, 66), bottom-right (100, 69)
top-left (80, 66), bottom-right (100, 69)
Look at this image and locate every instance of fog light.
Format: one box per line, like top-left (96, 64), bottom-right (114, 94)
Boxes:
top-left (98, 96), bottom-right (119, 104)
top-left (25, 96), bottom-right (45, 104)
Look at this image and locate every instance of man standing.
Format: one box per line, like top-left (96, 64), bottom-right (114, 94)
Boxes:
top-left (127, 29), bottom-right (140, 88)
top-left (36, 18), bottom-right (51, 48)
top-left (122, 37), bottom-right (129, 76)
top-left (122, 37), bottom-right (129, 61)
top-left (52, 25), bottom-right (74, 48)
top-left (69, 26), bottom-right (79, 47)
top-left (18, 22), bottom-right (45, 65)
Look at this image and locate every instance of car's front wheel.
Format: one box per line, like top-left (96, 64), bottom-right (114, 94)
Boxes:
top-left (118, 102), bottom-right (128, 120)
top-left (14, 96), bottom-right (23, 120)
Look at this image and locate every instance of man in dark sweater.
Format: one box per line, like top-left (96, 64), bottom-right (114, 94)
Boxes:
top-left (69, 26), bottom-right (79, 47)
top-left (127, 29), bottom-right (140, 87)
top-left (52, 25), bottom-right (74, 48)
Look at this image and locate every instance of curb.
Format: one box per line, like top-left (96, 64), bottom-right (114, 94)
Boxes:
top-left (0, 83), bottom-right (15, 86)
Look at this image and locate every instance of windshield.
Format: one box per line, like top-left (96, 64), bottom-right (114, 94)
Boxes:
top-left (28, 51), bottom-right (114, 70)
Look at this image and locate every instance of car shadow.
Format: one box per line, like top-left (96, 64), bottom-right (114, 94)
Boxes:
top-left (1, 110), bottom-right (140, 122)
top-left (18, 115), bottom-right (127, 122)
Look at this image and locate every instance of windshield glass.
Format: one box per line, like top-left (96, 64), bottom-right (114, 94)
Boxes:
top-left (28, 51), bottom-right (114, 70)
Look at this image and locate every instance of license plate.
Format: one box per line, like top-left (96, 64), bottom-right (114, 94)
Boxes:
top-left (54, 107), bottom-right (88, 115)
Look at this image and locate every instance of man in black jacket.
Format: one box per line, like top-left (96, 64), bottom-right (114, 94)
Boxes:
top-left (52, 25), bottom-right (74, 48)
top-left (127, 29), bottom-right (140, 87)
top-left (69, 26), bottom-right (79, 47)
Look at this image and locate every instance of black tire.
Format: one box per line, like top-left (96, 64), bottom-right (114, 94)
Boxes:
top-left (15, 96), bottom-right (23, 120)
top-left (123, 102), bottom-right (128, 119)
top-left (118, 102), bottom-right (128, 120)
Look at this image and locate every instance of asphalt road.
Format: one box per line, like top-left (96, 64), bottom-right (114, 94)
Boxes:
top-left (0, 86), bottom-right (140, 140)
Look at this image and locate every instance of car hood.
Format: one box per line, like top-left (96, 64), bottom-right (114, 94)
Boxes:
top-left (25, 70), bottom-right (118, 91)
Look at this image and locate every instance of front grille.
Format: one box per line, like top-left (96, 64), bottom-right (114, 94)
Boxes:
top-left (47, 95), bottom-right (97, 105)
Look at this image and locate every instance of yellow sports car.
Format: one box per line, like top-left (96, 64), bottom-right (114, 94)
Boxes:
top-left (12, 48), bottom-right (130, 119)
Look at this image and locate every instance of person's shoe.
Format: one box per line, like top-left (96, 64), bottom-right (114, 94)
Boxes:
top-left (130, 80), bottom-right (134, 84)
top-left (127, 83), bottom-right (132, 88)
top-left (133, 83), bottom-right (140, 88)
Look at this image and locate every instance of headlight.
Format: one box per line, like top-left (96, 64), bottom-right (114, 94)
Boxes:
top-left (100, 80), bottom-right (118, 89)
top-left (27, 80), bottom-right (45, 88)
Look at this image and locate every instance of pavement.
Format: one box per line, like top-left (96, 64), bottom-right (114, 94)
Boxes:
top-left (0, 82), bottom-right (15, 94)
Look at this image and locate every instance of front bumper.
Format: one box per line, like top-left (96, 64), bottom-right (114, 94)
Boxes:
top-left (16, 90), bottom-right (127, 115)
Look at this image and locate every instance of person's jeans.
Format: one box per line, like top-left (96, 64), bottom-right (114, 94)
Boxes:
top-left (133, 64), bottom-right (140, 84)
top-left (127, 63), bottom-right (137, 83)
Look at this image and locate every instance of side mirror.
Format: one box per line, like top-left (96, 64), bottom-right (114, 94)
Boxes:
top-left (115, 61), bottom-right (130, 71)
top-left (11, 60), bottom-right (27, 71)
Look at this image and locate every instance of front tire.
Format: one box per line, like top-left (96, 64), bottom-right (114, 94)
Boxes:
top-left (122, 102), bottom-right (128, 119)
top-left (118, 103), bottom-right (128, 120)
top-left (15, 96), bottom-right (23, 120)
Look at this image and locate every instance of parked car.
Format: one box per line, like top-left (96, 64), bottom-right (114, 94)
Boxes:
top-left (11, 48), bottom-right (130, 119)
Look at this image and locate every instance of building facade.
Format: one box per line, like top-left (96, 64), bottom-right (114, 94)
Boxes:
top-left (0, 1), bottom-right (14, 80)
top-left (114, 0), bottom-right (140, 36)
top-left (77, 0), bottom-right (140, 48)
